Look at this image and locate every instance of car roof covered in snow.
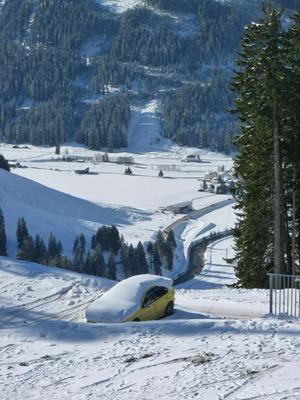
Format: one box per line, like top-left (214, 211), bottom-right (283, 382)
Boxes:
top-left (86, 274), bottom-right (173, 323)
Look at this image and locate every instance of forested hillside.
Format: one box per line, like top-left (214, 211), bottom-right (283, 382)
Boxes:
top-left (0, 0), bottom-right (297, 152)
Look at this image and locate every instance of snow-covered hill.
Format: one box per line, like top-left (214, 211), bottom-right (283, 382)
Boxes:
top-left (0, 168), bottom-right (151, 256)
top-left (1, 255), bottom-right (300, 400)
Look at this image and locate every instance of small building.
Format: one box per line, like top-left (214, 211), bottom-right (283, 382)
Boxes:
top-left (185, 154), bottom-right (201, 163)
top-left (199, 170), bottom-right (237, 195)
top-left (164, 201), bottom-right (193, 214)
top-left (205, 171), bottom-right (218, 181)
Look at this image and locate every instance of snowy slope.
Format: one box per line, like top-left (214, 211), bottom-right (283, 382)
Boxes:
top-left (95, 0), bottom-right (142, 13)
top-left (0, 169), bottom-right (152, 256)
top-left (1, 256), bottom-right (300, 400)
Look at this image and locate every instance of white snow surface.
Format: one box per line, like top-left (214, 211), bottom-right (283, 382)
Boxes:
top-left (95, 0), bottom-right (141, 13)
top-left (86, 274), bottom-right (173, 323)
top-left (0, 115), bottom-right (234, 278)
top-left (1, 255), bottom-right (300, 400)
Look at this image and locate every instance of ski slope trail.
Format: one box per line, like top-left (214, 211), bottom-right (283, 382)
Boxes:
top-left (128, 99), bottom-right (172, 153)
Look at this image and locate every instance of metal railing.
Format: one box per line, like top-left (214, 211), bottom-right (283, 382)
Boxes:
top-left (269, 273), bottom-right (300, 317)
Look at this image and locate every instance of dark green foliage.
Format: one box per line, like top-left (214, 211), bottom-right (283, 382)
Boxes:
top-left (92, 55), bottom-right (136, 93)
top-left (0, 154), bottom-right (10, 172)
top-left (12, 217), bottom-right (170, 279)
top-left (153, 230), bottom-right (175, 272)
top-left (0, 0), bottom-right (34, 41)
top-left (120, 241), bottom-right (130, 277)
top-left (72, 233), bottom-right (86, 272)
top-left (112, 10), bottom-right (192, 68)
top-left (166, 230), bottom-right (177, 250)
top-left (153, 245), bottom-right (162, 276)
top-left (13, 96), bottom-right (79, 145)
top-left (16, 235), bottom-right (36, 261)
top-left (135, 242), bottom-right (149, 275)
top-left (232, 5), bottom-right (300, 287)
top-left (29, 0), bottom-right (118, 50)
top-left (107, 251), bottom-right (117, 280)
top-left (160, 75), bottom-right (238, 152)
top-left (79, 95), bottom-right (130, 150)
top-left (47, 232), bottom-right (63, 266)
top-left (92, 225), bottom-right (121, 253)
top-left (0, 207), bottom-right (7, 256)
top-left (34, 235), bottom-right (47, 264)
top-left (0, 0), bottom-right (267, 153)
top-left (89, 244), bottom-right (105, 277)
top-left (16, 217), bottom-right (29, 249)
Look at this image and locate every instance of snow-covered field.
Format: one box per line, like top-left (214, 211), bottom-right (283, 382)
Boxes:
top-left (0, 100), bottom-right (234, 277)
top-left (4, 98), bottom-right (298, 399)
top-left (1, 241), bottom-right (300, 400)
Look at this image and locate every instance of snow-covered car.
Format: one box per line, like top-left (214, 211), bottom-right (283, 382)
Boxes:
top-left (86, 274), bottom-right (175, 323)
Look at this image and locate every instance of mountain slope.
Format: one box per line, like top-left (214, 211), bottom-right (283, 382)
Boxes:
top-left (0, 169), bottom-right (148, 256)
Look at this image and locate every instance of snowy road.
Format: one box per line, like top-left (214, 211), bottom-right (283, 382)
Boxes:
top-left (177, 237), bottom-right (267, 319)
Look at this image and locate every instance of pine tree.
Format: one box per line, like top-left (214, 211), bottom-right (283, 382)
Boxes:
top-left (0, 154), bottom-right (10, 171)
top-left (283, 11), bottom-right (300, 274)
top-left (232, 6), bottom-right (287, 287)
top-left (72, 233), bottom-right (86, 272)
top-left (120, 240), bottom-right (130, 277)
top-left (34, 234), bottom-right (47, 263)
top-left (135, 241), bottom-right (148, 274)
top-left (90, 244), bottom-right (105, 277)
top-left (47, 232), bottom-right (63, 266)
top-left (16, 217), bottom-right (29, 249)
top-left (153, 244), bottom-right (162, 276)
top-left (110, 225), bottom-right (121, 255)
top-left (146, 241), bottom-right (154, 271)
top-left (17, 235), bottom-right (36, 261)
top-left (107, 251), bottom-right (117, 280)
top-left (166, 230), bottom-right (177, 250)
top-left (0, 207), bottom-right (7, 256)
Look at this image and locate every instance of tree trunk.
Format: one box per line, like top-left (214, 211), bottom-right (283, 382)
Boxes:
top-left (273, 100), bottom-right (285, 274)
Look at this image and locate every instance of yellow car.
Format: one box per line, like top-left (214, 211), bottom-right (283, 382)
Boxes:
top-left (86, 274), bottom-right (175, 323)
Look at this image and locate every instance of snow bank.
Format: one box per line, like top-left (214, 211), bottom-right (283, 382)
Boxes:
top-left (86, 274), bottom-right (173, 323)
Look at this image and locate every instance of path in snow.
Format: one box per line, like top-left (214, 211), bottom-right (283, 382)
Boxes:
top-left (177, 237), bottom-right (268, 318)
top-left (128, 100), bottom-right (172, 153)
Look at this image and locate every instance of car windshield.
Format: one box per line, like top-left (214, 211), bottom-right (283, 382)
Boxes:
top-left (142, 286), bottom-right (168, 307)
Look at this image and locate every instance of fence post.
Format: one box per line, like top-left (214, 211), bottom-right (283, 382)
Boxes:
top-left (269, 274), bottom-right (273, 315)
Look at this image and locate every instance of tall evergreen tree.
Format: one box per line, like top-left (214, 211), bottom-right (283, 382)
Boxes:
top-left (0, 207), bottom-right (7, 256)
top-left (34, 234), bottom-right (47, 264)
top-left (107, 251), bottom-right (117, 280)
top-left (135, 242), bottom-right (149, 275)
top-left (283, 11), bottom-right (300, 274)
top-left (92, 244), bottom-right (106, 277)
top-left (0, 154), bottom-right (10, 171)
top-left (16, 217), bottom-right (29, 249)
top-left (72, 233), bottom-right (86, 271)
top-left (153, 244), bottom-right (162, 276)
top-left (232, 6), bottom-right (288, 287)
top-left (17, 235), bottom-right (36, 261)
